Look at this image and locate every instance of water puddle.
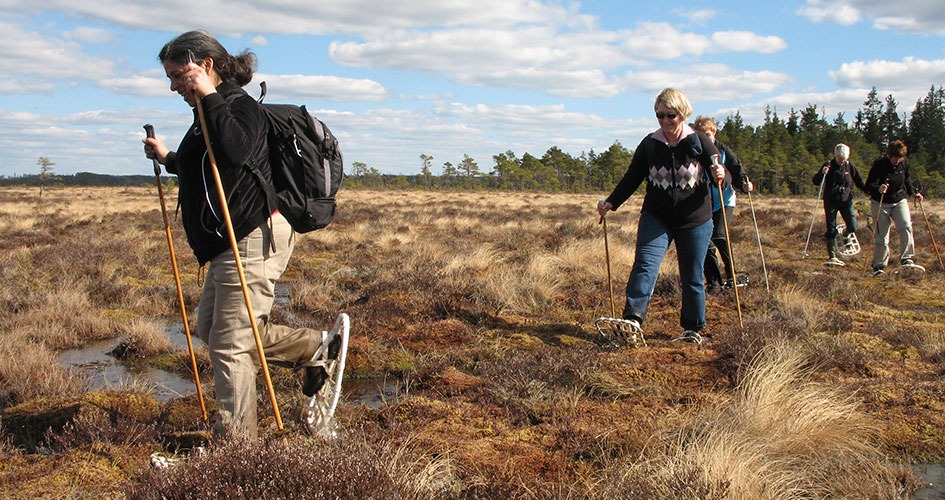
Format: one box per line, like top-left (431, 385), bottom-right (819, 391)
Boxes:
top-left (57, 323), bottom-right (204, 403)
top-left (344, 377), bottom-right (402, 409)
top-left (911, 462), bottom-right (945, 499)
top-left (58, 321), bottom-right (401, 410)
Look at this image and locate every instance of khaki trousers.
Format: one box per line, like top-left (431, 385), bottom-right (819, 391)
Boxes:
top-left (196, 212), bottom-right (320, 438)
top-left (871, 199), bottom-right (915, 269)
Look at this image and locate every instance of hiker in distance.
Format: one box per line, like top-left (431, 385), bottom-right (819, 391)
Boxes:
top-left (812, 143), bottom-right (867, 267)
top-left (597, 88), bottom-right (729, 345)
top-left (692, 116), bottom-right (753, 294)
top-left (866, 140), bottom-right (925, 276)
top-left (141, 31), bottom-right (342, 438)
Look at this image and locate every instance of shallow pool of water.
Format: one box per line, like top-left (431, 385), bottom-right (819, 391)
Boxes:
top-left (58, 322), bottom-right (401, 410)
top-left (57, 324), bottom-right (204, 403)
top-left (911, 462), bottom-right (945, 499)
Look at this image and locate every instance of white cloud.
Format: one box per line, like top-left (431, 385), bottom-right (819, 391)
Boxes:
top-left (63, 26), bottom-right (114, 44)
top-left (433, 102), bottom-right (620, 134)
top-left (830, 56), bottom-right (945, 92)
top-left (618, 65), bottom-right (791, 102)
top-left (0, 21), bottom-right (115, 80)
top-left (798, 0), bottom-right (945, 34)
top-left (250, 73), bottom-right (389, 102)
top-left (99, 74), bottom-right (170, 97)
top-left (619, 22), bottom-right (711, 59)
top-left (0, 79), bottom-right (56, 94)
top-left (671, 8), bottom-right (717, 26)
top-left (0, 0), bottom-right (587, 38)
top-left (330, 23), bottom-right (784, 98)
top-left (250, 35), bottom-right (269, 46)
top-left (710, 31), bottom-right (787, 53)
top-left (797, 1), bottom-right (862, 25)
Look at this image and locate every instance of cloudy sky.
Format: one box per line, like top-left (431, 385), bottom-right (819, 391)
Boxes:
top-left (1, 0), bottom-right (944, 178)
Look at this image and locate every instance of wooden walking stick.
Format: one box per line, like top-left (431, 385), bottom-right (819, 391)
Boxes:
top-left (144, 124), bottom-right (208, 422)
top-left (603, 212), bottom-right (616, 318)
top-left (918, 198), bottom-right (945, 271)
top-left (594, 199), bottom-right (644, 347)
top-left (189, 55), bottom-right (284, 430)
top-left (717, 180), bottom-right (743, 327)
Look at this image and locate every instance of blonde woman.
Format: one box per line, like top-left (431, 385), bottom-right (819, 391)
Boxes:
top-left (597, 89), bottom-right (729, 344)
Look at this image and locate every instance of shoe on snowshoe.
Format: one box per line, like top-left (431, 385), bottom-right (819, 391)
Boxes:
top-left (899, 259), bottom-right (925, 272)
top-left (838, 233), bottom-right (860, 257)
top-left (595, 317), bottom-right (645, 347)
top-left (824, 257), bottom-right (845, 266)
top-left (671, 330), bottom-right (704, 344)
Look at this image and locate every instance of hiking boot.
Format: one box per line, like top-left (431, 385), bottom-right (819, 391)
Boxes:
top-left (671, 330), bottom-right (704, 344)
top-left (303, 330), bottom-right (342, 397)
top-left (872, 268), bottom-right (885, 277)
top-left (824, 257), bottom-right (845, 267)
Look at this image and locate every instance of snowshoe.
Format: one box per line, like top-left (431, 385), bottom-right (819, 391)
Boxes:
top-left (595, 317), bottom-right (645, 347)
top-left (837, 233), bottom-right (860, 257)
top-left (303, 313), bottom-right (350, 437)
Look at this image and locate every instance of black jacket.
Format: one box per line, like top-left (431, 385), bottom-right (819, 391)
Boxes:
top-left (164, 83), bottom-right (272, 264)
top-left (812, 158), bottom-right (866, 205)
top-left (865, 156), bottom-right (918, 204)
top-left (607, 126), bottom-right (727, 229)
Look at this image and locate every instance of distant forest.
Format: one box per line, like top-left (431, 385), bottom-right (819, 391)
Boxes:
top-left (6, 86), bottom-right (945, 197)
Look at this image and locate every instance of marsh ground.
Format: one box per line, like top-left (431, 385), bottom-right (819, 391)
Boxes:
top-left (1, 186), bottom-right (944, 499)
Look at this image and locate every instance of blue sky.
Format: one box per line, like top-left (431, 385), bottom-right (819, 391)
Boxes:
top-left (1, 0), bottom-right (944, 178)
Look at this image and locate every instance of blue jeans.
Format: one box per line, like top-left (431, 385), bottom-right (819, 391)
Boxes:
top-left (623, 210), bottom-right (713, 332)
top-left (823, 200), bottom-right (857, 239)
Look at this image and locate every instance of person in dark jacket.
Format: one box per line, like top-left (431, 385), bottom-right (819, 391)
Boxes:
top-left (865, 140), bottom-right (924, 276)
top-left (812, 143), bottom-right (867, 266)
top-left (597, 88), bottom-right (728, 345)
top-left (693, 116), bottom-right (753, 294)
top-left (141, 31), bottom-right (341, 438)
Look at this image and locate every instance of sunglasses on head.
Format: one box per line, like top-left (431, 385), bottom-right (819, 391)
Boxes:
top-left (656, 112), bottom-right (678, 120)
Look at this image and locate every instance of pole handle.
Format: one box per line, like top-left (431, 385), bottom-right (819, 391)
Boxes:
top-left (143, 124), bottom-right (161, 176)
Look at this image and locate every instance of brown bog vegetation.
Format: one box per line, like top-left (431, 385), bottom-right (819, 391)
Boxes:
top-left (2, 186), bottom-right (944, 499)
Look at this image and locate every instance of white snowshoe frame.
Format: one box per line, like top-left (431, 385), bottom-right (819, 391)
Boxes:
top-left (595, 317), bottom-right (645, 347)
top-left (304, 313), bottom-right (350, 436)
top-left (836, 223), bottom-right (861, 257)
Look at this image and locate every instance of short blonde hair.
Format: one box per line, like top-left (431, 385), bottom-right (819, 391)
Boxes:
top-left (693, 115), bottom-right (717, 134)
top-left (654, 88), bottom-right (693, 120)
top-left (834, 143), bottom-right (850, 160)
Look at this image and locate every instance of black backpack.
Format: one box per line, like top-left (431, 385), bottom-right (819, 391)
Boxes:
top-left (255, 82), bottom-right (344, 233)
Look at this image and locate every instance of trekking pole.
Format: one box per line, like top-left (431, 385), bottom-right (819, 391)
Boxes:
top-left (872, 189), bottom-right (886, 249)
top-left (717, 180), bottom-right (743, 327)
top-left (190, 66), bottom-right (284, 431)
top-left (145, 124), bottom-right (207, 421)
top-left (600, 199), bottom-right (617, 318)
top-left (745, 176), bottom-right (769, 292)
top-left (917, 198), bottom-right (945, 271)
top-left (802, 173), bottom-right (826, 259)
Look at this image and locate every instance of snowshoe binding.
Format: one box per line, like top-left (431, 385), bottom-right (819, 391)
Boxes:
top-left (303, 313), bottom-right (350, 437)
top-left (837, 233), bottom-right (860, 257)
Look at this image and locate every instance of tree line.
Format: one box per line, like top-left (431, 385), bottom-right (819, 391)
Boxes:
top-left (348, 86), bottom-right (945, 198)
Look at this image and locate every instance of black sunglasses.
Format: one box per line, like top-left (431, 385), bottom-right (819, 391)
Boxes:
top-left (656, 112), bottom-right (678, 120)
